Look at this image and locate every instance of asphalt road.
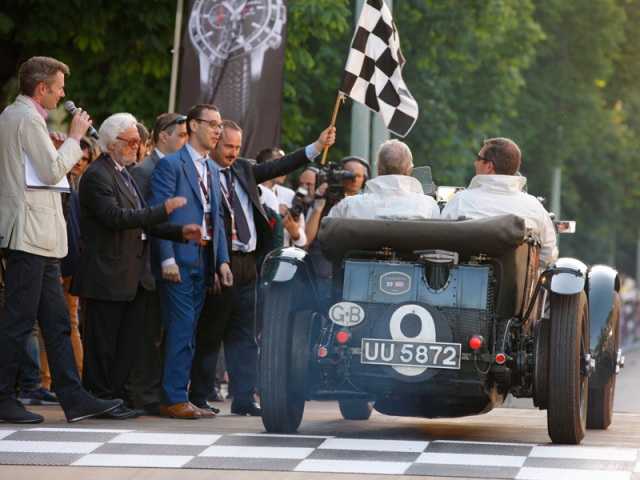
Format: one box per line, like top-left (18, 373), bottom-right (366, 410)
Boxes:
top-left (1, 345), bottom-right (638, 480)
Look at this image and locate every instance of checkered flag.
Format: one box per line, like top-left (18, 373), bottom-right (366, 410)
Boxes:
top-left (340, 0), bottom-right (418, 138)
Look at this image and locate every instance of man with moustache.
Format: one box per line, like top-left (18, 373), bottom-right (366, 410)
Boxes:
top-left (0, 56), bottom-right (122, 423)
top-left (70, 112), bottom-right (203, 419)
top-left (189, 120), bottom-right (336, 417)
top-left (149, 104), bottom-right (233, 419)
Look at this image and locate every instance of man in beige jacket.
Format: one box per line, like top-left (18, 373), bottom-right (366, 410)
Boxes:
top-left (0, 56), bottom-right (122, 424)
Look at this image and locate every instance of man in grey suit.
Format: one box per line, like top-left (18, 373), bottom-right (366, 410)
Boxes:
top-left (0, 56), bottom-right (122, 423)
top-left (132, 113), bottom-right (188, 200)
top-left (129, 112), bottom-right (188, 415)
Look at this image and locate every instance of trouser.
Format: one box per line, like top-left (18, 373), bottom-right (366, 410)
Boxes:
top-left (191, 251), bottom-right (258, 408)
top-left (158, 247), bottom-right (208, 405)
top-left (82, 286), bottom-right (146, 400)
top-left (0, 249), bottom-right (84, 407)
top-left (129, 288), bottom-right (164, 407)
top-left (38, 276), bottom-right (83, 390)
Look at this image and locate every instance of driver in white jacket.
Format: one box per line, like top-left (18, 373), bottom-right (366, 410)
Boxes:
top-left (328, 139), bottom-right (440, 220)
top-left (441, 137), bottom-right (558, 267)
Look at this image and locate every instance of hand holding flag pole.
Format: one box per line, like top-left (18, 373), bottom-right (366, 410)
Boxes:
top-left (322, 0), bottom-right (418, 166)
top-left (320, 92), bottom-right (345, 166)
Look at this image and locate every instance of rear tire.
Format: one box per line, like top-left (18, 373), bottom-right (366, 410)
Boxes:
top-left (587, 292), bottom-right (620, 429)
top-left (547, 291), bottom-right (589, 444)
top-left (260, 281), bottom-right (306, 433)
top-left (338, 400), bottom-right (373, 421)
top-left (533, 317), bottom-right (550, 410)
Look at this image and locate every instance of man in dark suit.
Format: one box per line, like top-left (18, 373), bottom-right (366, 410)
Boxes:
top-left (149, 104), bottom-right (233, 419)
top-left (70, 113), bottom-right (203, 420)
top-left (129, 112), bottom-right (188, 415)
top-left (189, 120), bottom-right (336, 416)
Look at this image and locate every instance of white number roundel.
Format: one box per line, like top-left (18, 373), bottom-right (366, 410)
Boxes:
top-left (389, 304), bottom-right (436, 376)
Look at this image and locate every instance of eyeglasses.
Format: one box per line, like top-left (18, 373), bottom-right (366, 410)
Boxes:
top-left (476, 153), bottom-right (490, 162)
top-left (116, 137), bottom-right (141, 148)
top-left (160, 115), bottom-right (187, 132)
top-left (194, 118), bottom-right (224, 131)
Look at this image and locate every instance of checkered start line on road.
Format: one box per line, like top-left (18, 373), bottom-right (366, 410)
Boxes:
top-left (1, 427), bottom-right (639, 479)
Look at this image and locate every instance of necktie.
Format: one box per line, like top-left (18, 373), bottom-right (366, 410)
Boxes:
top-left (120, 168), bottom-right (140, 208)
top-left (222, 168), bottom-right (251, 244)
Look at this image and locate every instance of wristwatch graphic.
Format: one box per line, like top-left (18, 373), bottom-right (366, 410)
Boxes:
top-left (188, 0), bottom-right (287, 112)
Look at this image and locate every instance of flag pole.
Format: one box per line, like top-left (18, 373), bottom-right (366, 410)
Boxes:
top-left (168, 0), bottom-right (184, 113)
top-left (320, 92), bottom-right (344, 165)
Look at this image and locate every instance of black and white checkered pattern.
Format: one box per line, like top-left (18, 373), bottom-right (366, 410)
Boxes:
top-left (1, 427), bottom-right (639, 478)
top-left (340, 0), bottom-right (418, 138)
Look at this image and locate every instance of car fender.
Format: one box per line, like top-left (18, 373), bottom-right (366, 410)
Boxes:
top-left (586, 264), bottom-right (620, 388)
top-left (261, 246), bottom-right (317, 284)
top-left (261, 246), bottom-right (324, 313)
top-left (547, 257), bottom-right (587, 295)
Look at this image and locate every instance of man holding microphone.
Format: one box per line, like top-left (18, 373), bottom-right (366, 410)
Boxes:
top-left (0, 56), bottom-right (122, 423)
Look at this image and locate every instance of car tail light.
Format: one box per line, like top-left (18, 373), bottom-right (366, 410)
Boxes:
top-left (335, 329), bottom-right (351, 344)
top-left (468, 335), bottom-right (484, 350)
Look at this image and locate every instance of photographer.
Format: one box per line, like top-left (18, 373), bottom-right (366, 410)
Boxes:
top-left (301, 155), bottom-right (374, 306)
top-left (256, 147), bottom-right (306, 247)
top-left (303, 156), bottom-right (369, 246)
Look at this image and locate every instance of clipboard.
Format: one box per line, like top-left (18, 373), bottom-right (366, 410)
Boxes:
top-left (24, 151), bottom-right (70, 193)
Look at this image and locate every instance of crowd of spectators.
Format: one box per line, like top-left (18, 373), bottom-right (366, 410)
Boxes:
top-left (620, 276), bottom-right (640, 348)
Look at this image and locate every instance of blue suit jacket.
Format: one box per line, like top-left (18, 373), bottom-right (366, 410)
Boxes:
top-left (149, 145), bottom-right (229, 285)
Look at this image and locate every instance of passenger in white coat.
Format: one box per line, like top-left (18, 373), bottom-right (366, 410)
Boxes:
top-left (441, 137), bottom-right (558, 267)
top-left (328, 139), bottom-right (440, 221)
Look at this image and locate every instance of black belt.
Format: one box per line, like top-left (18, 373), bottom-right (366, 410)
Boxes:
top-left (232, 250), bottom-right (253, 256)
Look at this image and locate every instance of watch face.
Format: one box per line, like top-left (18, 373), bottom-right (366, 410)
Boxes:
top-left (189, 0), bottom-right (286, 61)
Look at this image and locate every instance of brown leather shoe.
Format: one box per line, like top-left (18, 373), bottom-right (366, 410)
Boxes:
top-left (188, 402), bottom-right (215, 418)
top-left (160, 402), bottom-right (201, 419)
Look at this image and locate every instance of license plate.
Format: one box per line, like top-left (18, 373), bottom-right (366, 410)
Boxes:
top-left (360, 338), bottom-right (462, 369)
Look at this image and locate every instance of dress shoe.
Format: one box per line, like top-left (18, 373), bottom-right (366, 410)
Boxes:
top-left (188, 402), bottom-right (216, 418)
top-left (231, 401), bottom-right (262, 416)
top-left (97, 404), bottom-right (144, 419)
top-left (190, 400), bottom-right (220, 415)
top-left (138, 401), bottom-right (161, 416)
top-left (66, 396), bottom-right (123, 423)
top-left (160, 402), bottom-right (201, 419)
top-left (208, 389), bottom-right (225, 403)
top-left (0, 398), bottom-right (44, 424)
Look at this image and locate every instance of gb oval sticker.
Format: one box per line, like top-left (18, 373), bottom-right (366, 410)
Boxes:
top-left (329, 302), bottom-right (365, 327)
top-left (379, 271), bottom-right (412, 295)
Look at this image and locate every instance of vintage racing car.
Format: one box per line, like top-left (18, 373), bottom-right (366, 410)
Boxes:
top-left (258, 213), bottom-right (624, 444)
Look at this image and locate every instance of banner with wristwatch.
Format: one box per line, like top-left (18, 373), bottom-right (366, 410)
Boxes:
top-left (178, 0), bottom-right (288, 160)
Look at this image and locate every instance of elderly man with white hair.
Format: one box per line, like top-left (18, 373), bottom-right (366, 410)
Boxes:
top-left (70, 112), bottom-right (202, 419)
top-left (328, 139), bottom-right (440, 220)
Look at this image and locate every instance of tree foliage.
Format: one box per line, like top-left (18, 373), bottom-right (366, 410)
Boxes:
top-left (500, 0), bottom-right (633, 269)
top-left (0, 0), bottom-right (177, 127)
top-left (392, 0), bottom-right (542, 185)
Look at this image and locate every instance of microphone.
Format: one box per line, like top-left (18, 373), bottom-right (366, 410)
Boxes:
top-left (64, 100), bottom-right (99, 139)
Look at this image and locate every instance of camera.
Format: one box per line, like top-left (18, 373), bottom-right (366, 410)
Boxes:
top-left (318, 162), bottom-right (355, 202)
top-left (288, 187), bottom-right (308, 220)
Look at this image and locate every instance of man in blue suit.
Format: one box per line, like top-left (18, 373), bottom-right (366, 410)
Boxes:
top-left (149, 104), bottom-right (233, 419)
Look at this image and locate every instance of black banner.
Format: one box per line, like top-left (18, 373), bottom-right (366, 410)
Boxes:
top-left (178, 0), bottom-right (288, 159)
